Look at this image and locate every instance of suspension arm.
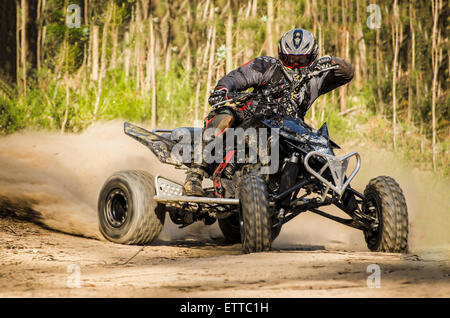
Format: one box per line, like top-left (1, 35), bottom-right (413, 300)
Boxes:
top-left (309, 208), bottom-right (368, 231)
top-left (272, 178), bottom-right (313, 201)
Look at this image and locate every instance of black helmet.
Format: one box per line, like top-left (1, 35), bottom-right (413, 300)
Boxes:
top-left (278, 28), bottom-right (318, 69)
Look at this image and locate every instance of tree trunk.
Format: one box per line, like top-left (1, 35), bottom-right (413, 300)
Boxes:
top-left (145, 23), bottom-right (151, 93)
top-left (430, 0), bottom-right (440, 170)
top-left (326, 0), bottom-right (331, 23)
top-left (408, 0), bottom-right (415, 123)
top-left (124, 32), bottom-right (131, 80)
top-left (91, 25), bottom-right (99, 82)
top-left (392, 0), bottom-right (400, 152)
top-left (311, 0), bottom-right (318, 37)
top-left (185, 1), bottom-right (192, 77)
top-left (84, 0), bottom-right (89, 24)
top-left (99, 3), bottom-right (112, 85)
top-left (375, 27), bottom-right (382, 113)
top-left (164, 44), bottom-right (172, 77)
top-left (357, 23), bottom-right (367, 88)
top-left (266, 0), bottom-right (274, 56)
top-left (111, 2), bottom-right (118, 70)
top-left (245, 0), bottom-right (251, 18)
top-left (16, 0), bottom-right (20, 86)
top-left (0, 0), bottom-right (17, 85)
top-left (21, 0), bottom-right (27, 94)
top-left (36, 0), bottom-right (42, 73)
top-left (251, 0), bottom-right (258, 18)
top-left (204, 24), bottom-right (216, 118)
top-left (150, 17), bottom-right (157, 129)
top-left (93, 3), bottom-right (112, 121)
top-left (202, 26), bottom-right (212, 66)
top-left (134, 2), bottom-right (142, 93)
top-left (226, 0), bottom-right (233, 74)
top-left (194, 79), bottom-right (201, 123)
top-left (203, 0), bottom-right (210, 21)
top-left (61, 74), bottom-right (70, 134)
top-left (25, 0), bottom-right (38, 79)
top-left (339, 29), bottom-right (349, 112)
top-left (61, 0), bottom-right (70, 134)
top-left (305, 0), bottom-right (311, 18)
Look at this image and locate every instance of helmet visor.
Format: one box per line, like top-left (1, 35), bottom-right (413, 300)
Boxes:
top-left (281, 54), bottom-right (313, 68)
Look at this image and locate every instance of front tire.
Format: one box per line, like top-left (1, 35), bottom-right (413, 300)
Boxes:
top-left (98, 170), bottom-right (165, 245)
top-left (363, 176), bottom-right (408, 252)
top-left (239, 175), bottom-right (272, 253)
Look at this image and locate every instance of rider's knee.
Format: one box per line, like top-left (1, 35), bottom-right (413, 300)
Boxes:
top-left (203, 107), bottom-right (237, 139)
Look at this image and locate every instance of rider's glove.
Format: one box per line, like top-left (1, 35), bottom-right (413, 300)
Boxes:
top-left (208, 87), bottom-right (228, 106)
top-left (310, 55), bottom-right (333, 71)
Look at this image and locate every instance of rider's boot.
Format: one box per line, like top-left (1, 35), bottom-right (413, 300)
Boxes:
top-left (182, 164), bottom-right (206, 196)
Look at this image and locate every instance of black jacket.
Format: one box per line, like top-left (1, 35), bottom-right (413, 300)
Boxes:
top-left (215, 56), bottom-right (354, 119)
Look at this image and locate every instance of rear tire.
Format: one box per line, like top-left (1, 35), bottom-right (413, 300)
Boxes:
top-left (98, 170), bottom-right (165, 245)
top-left (239, 175), bottom-right (272, 253)
top-left (219, 213), bottom-right (282, 244)
top-left (363, 176), bottom-right (408, 253)
top-left (218, 213), bottom-right (241, 244)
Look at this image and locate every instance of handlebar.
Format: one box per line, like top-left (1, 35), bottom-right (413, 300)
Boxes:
top-left (210, 64), bottom-right (339, 108)
top-left (211, 92), bottom-right (255, 108)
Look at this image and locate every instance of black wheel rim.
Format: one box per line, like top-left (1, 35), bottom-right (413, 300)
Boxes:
top-left (238, 208), bottom-right (245, 242)
top-left (105, 189), bottom-right (129, 228)
top-left (364, 194), bottom-right (382, 248)
top-left (228, 213), bottom-right (240, 228)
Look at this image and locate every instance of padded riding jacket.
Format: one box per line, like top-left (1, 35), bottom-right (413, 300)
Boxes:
top-left (214, 56), bottom-right (354, 120)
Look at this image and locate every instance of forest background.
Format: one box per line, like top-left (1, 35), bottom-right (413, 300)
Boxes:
top-left (0, 0), bottom-right (448, 174)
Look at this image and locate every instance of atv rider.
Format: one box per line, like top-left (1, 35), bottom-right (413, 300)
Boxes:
top-left (183, 28), bottom-right (354, 196)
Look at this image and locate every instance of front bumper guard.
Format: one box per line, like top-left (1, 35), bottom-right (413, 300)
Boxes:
top-left (304, 151), bottom-right (361, 197)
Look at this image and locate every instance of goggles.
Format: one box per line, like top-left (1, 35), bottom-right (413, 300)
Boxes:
top-left (281, 53), bottom-right (314, 69)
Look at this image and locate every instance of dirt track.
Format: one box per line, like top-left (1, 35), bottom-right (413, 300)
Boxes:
top-left (0, 216), bottom-right (449, 297)
top-left (0, 122), bottom-right (449, 297)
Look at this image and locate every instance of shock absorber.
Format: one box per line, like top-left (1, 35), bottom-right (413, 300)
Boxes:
top-left (279, 153), bottom-right (300, 209)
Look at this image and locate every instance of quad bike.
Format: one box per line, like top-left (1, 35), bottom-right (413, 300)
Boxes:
top-left (97, 66), bottom-right (409, 253)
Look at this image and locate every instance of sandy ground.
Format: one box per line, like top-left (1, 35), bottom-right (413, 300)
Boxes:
top-left (0, 122), bottom-right (449, 297)
top-left (0, 217), bottom-right (448, 297)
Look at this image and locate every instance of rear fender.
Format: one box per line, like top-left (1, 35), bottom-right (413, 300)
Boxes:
top-left (124, 122), bottom-right (180, 166)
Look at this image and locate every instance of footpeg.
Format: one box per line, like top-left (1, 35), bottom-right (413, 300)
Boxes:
top-left (154, 175), bottom-right (240, 205)
top-left (273, 208), bottom-right (285, 228)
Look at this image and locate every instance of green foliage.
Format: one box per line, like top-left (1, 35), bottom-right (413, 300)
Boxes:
top-left (0, 95), bottom-right (24, 133)
top-left (155, 63), bottom-right (197, 127)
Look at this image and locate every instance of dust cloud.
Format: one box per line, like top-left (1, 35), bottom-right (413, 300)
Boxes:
top-left (0, 121), bottom-right (174, 239)
top-left (0, 121), bottom-right (448, 255)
